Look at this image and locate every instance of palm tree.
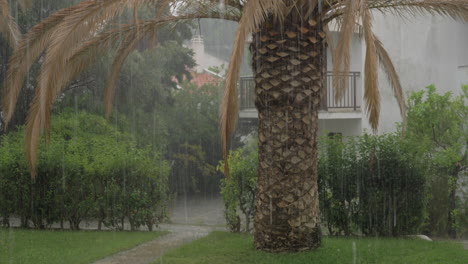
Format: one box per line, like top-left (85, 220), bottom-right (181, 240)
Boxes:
top-left (2, 0), bottom-right (468, 252)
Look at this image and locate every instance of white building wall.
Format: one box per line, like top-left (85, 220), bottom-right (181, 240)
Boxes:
top-left (219, 15), bottom-right (467, 137)
top-left (327, 32), bottom-right (364, 109)
top-left (366, 14), bottom-right (468, 133)
top-left (188, 36), bottom-right (228, 74)
top-left (319, 119), bottom-right (362, 137)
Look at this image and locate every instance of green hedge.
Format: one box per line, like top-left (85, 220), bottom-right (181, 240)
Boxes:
top-left (221, 133), bottom-right (426, 236)
top-left (318, 134), bottom-right (426, 236)
top-left (0, 110), bottom-right (169, 230)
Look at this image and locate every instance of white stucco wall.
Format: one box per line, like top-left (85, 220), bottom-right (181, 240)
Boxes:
top-left (361, 14), bottom-right (468, 133)
top-left (327, 32), bottom-right (364, 108)
top-left (319, 119), bottom-right (362, 137)
top-left (188, 36), bottom-right (228, 74)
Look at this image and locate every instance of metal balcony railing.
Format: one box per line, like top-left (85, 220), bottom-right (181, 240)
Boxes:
top-left (323, 71), bottom-right (361, 111)
top-left (239, 76), bottom-right (256, 110)
top-left (238, 71), bottom-right (361, 111)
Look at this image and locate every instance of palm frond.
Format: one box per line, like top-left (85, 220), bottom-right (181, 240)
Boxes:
top-left (2, 4), bottom-right (83, 127)
top-left (104, 32), bottom-right (144, 118)
top-left (0, 0), bottom-right (21, 47)
top-left (18, 0), bottom-right (33, 11)
top-left (22, 12), bottom-right (232, 177)
top-left (282, 0), bottom-right (324, 20)
top-left (24, 106), bottom-right (41, 179)
top-left (374, 37), bottom-right (406, 130)
top-left (2, 0), bottom-right (144, 127)
top-left (324, 24), bottom-right (335, 65)
top-left (333, 0), bottom-right (361, 100)
top-left (370, 0), bottom-right (468, 22)
top-left (220, 0), bottom-right (285, 177)
top-left (362, 5), bottom-right (380, 132)
top-left (35, 0), bottom-right (153, 138)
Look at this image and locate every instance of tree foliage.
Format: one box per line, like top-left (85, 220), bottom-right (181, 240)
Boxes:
top-left (318, 134), bottom-right (426, 236)
top-left (218, 134), bottom-right (257, 232)
top-left (405, 85), bottom-right (468, 238)
top-left (167, 82), bottom-right (223, 195)
top-left (0, 110), bottom-right (169, 230)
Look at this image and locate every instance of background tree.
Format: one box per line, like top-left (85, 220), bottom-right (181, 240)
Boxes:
top-left (405, 85), bottom-right (468, 238)
top-left (218, 134), bottom-right (257, 233)
top-left (166, 82), bottom-right (223, 195)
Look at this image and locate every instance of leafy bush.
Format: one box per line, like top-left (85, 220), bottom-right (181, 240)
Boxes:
top-left (219, 135), bottom-right (257, 232)
top-left (318, 133), bottom-right (426, 236)
top-left (0, 110), bottom-right (169, 230)
top-left (405, 85), bottom-right (468, 238)
top-left (317, 134), bottom-right (358, 236)
top-left (219, 133), bottom-right (426, 236)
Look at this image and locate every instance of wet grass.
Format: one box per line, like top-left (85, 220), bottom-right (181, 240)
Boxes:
top-left (0, 228), bottom-right (167, 264)
top-left (160, 231), bottom-right (468, 264)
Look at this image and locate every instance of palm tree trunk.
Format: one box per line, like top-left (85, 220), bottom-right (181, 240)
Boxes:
top-left (252, 12), bottom-right (324, 252)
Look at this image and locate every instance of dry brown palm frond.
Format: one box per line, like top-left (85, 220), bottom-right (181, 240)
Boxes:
top-left (370, 0), bottom-right (468, 22)
top-left (36, 0), bottom-right (234, 133)
top-left (290, 0), bottom-right (318, 19)
top-left (34, 0), bottom-right (152, 139)
top-left (1, 4), bottom-right (85, 127)
top-left (24, 104), bottom-right (42, 179)
top-left (333, 0), bottom-right (361, 101)
top-left (37, 0), bottom-right (236, 130)
top-left (104, 32), bottom-right (144, 118)
top-left (134, 2), bottom-right (140, 35)
top-left (23, 13), bottom-right (231, 177)
top-left (322, 1), bottom-right (351, 25)
top-left (374, 37), bottom-right (406, 131)
top-left (23, 25), bottom-right (145, 178)
top-left (220, 0), bottom-right (285, 177)
top-left (324, 24), bottom-right (335, 65)
top-left (18, 0), bottom-right (33, 11)
top-left (362, 4), bottom-right (380, 132)
top-left (177, 0), bottom-right (240, 19)
top-left (2, 0), bottom-right (141, 127)
top-left (0, 0), bottom-right (21, 47)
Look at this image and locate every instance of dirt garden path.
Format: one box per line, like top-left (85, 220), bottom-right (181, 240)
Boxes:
top-left (93, 224), bottom-right (224, 264)
top-left (92, 194), bottom-right (226, 264)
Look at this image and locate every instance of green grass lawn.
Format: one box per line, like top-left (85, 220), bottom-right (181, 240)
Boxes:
top-left (0, 228), bottom-right (167, 264)
top-left (159, 231), bottom-right (468, 264)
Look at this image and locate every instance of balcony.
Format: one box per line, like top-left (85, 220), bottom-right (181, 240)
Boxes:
top-left (239, 72), bottom-right (362, 119)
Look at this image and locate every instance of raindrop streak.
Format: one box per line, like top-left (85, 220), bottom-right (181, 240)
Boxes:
top-left (352, 241), bottom-right (357, 264)
top-left (269, 198), bottom-right (273, 225)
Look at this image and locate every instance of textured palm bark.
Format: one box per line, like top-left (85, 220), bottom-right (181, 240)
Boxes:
top-left (252, 13), bottom-right (325, 252)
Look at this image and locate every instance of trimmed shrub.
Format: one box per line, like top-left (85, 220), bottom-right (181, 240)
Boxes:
top-left (319, 133), bottom-right (426, 236)
top-left (219, 135), bottom-right (257, 232)
top-left (0, 110), bottom-right (169, 230)
top-left (219, 133), bottom-right (426, 236)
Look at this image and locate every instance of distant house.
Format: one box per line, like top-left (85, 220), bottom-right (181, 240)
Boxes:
top-left (190, 71), bottom-right (221, 87)
top-left (172, 35), bottom-right (225, 89)
top-left (188, 35), bottom-right (228, 76)
top-left (237, 15), bottom-right (468, 136)
top-left (189, 16), bottom-right (468, 136)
